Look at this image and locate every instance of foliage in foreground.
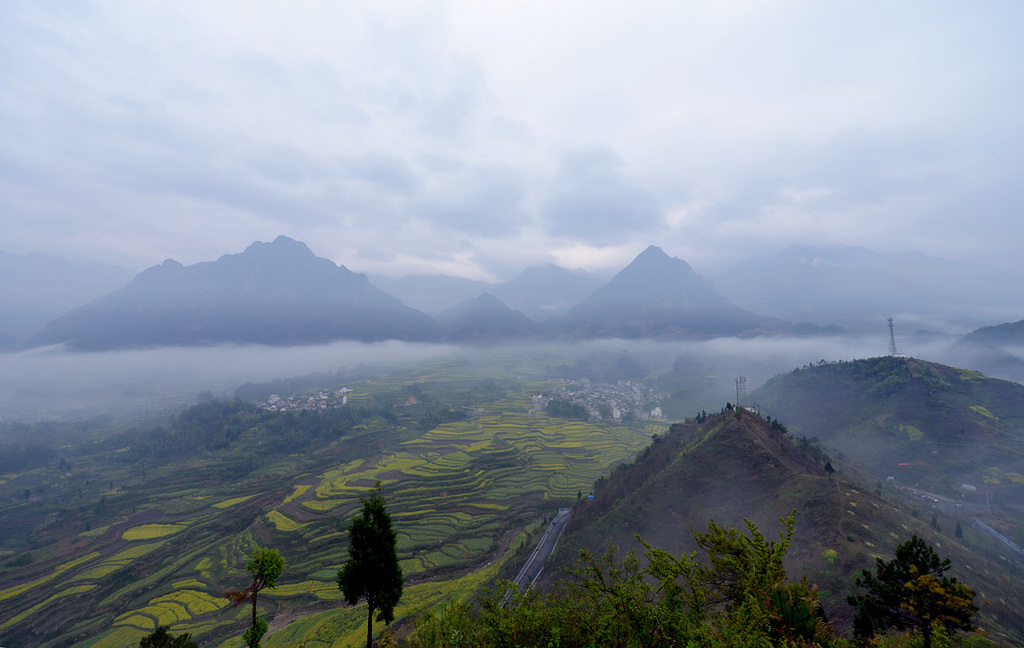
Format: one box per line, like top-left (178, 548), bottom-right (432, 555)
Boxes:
top-left (849, 535), bottom-right (978, 648)
top-left (406, 512), bottom-right (841, 647)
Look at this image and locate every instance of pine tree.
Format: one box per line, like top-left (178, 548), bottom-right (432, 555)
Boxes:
top-left (338, 482), bottom-right (404, 648)
top-left (848, 535), bottom-right (977, 648)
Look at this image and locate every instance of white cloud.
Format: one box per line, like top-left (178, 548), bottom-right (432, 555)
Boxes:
top-left (0, 0), bottom-right (1022, 277)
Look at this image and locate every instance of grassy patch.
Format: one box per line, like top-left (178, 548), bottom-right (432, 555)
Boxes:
top-left (122, 523), bottom-right (188, 541)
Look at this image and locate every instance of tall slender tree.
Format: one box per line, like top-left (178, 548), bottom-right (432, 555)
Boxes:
top-left (225, 546), bottom-right (285, 647)
top-left (338, 482), bottom-right (404, 648)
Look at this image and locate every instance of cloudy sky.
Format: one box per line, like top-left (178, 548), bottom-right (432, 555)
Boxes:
top-left (2, 1), bottom-right (1023, 281)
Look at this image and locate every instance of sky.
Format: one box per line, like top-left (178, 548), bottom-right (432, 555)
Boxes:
top-left (2, 1), bottom-right (1023, 282)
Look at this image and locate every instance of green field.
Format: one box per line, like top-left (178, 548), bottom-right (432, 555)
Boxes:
top-left (0, 360), bottom-right (662, 646)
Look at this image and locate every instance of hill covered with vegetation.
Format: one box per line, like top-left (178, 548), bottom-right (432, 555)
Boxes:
top-left (751, 356), bottom-right (1024, 505)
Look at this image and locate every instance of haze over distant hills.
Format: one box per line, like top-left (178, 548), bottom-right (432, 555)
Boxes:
top-left (0, 251), bottom-right (133, 345)
top-left (11, 236), bottom-right (1024, 353)
top-left (435, 293), bottom-right (543, 342)
top-left (713, 244), bottom-right (1024, 333)
top-left (372, 263), bottom-right (604, 321)
top-left (18, 239), bottom-right (800, 350)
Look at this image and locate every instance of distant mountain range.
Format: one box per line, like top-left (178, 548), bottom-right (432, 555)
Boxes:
top-left (11, 237), bottom-right (1024, 351)
top-left (18, 238), bottom-right (806, 350)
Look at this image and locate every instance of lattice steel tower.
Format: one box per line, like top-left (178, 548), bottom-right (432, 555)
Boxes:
top-left (735, 376), bottom-right (747, 406)
top-left (888, 317), bottom-right (898, 357)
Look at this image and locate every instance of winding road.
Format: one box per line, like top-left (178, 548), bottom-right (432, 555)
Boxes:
top-left (502, 507), bottom-right (572, 606)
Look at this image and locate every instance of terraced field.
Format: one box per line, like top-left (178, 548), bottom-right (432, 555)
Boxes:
top-left (0, 365), bottom-right (664, 647)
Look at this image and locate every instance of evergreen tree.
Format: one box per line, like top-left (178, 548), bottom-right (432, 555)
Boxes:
top-left (139, 626), bottom-right (199, 648)
top-left (338, 482), bottom-right (404, 648)
top-left (848, 535), bottom-right (977, 648)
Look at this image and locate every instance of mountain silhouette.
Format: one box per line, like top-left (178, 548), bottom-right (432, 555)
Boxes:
top-left (554, 245), bottom-right (775, 338)
top-left (435, 293), bottom-right (542, 342)
top-left (491, 264), bottom-right (603, 321)
top-left (28, 236), bottom-right (441, 349)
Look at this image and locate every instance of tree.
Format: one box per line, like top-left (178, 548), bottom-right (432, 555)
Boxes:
top-left (848, 535), bottom-right (977, 648)
top-left (225, 546), bottom-right (285, 647)
top-left (824, 461), bottom-right (835, 479)
top-left (405, 512), bottom-right (836, 647)
top-left (338, 482), bottom-right (404, 648)
top-left (139, 626), bottom-right (199, 648)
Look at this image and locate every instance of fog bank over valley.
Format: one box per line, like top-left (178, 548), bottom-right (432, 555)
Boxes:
top-left (3, 332), bottom-right (1019, 425)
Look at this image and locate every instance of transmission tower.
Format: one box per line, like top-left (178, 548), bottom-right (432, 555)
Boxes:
top-left (735, 376), bottom-right (747, 406)
top-left (888, 317), bottom-right (899, 357)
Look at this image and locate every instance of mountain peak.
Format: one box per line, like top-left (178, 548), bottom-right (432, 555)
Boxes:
top-left (556, 244), bottom-right (773, 338)
top-left (637, 244), bottom-right (668, 259)
top-left (627, 245), bottom-right (693, 272)
top-left (436, 292), bottom-right (541, 342)
top-left (28, 237), bottom-right (441, 349)
top-left (241, 235), bottom-right (316, 261)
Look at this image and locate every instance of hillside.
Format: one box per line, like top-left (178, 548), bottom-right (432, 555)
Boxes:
top-left (963, 318), bottom-right (1024, 345)
top-left (26, 236), bottom-right (441, 350)
top-left (751, 356), bottom-right (1024, 498)
top-left (548, 408), bottom-right (1024, 643)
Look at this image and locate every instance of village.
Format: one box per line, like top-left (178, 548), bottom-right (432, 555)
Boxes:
top-left (532, 379), bottom-right (667, 421)
top-left (257, 387), bottom-right (353, 413)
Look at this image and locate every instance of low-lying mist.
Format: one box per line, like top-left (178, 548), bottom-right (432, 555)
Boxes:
top-left (1, 332), bottom-right (1020, 425)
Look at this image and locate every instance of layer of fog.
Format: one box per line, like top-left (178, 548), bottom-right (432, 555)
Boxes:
top-left (2, 332), bottom-right (1021, 424)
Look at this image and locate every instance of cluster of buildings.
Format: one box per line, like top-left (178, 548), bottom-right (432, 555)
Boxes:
top-left (532, 379), bottom-right (666, 421)
top-left (258, 388), bottom-right (352, 413)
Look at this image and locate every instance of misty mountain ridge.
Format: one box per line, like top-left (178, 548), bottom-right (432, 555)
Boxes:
top-left (490, 263), bottom-right (605, 321)
top-left (17, 237), bottom-right (1024, 351)
top-left (27, 236), bottom-right (442, 350)
top-left (23, 239), bottom-right (793, 350)
top-left (371, 263), bottom-right (603, 320)
top-left (435, 292), bottom-right (543, 342)
top-left (962, 318), bottom-right (1024, 346)
top-left (713, 244), bottom-right (1024, 332)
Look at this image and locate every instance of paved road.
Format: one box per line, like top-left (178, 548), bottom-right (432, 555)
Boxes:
top-left (503, 507), bottom-right (572, 605)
